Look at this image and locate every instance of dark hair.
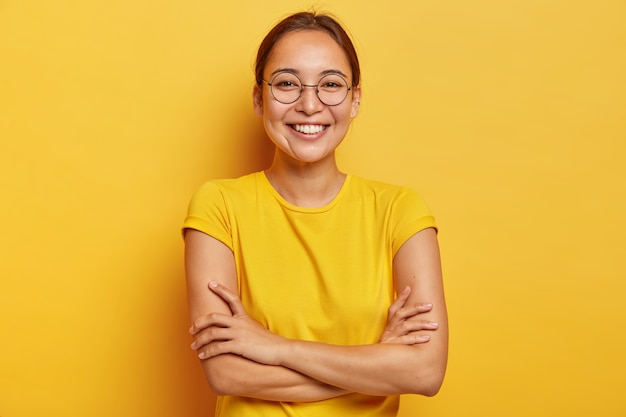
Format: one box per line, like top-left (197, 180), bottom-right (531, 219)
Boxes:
top-left (255, 11), bottom-right (361, 87)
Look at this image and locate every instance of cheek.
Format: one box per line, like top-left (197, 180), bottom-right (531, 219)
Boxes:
top-left (332, 106), bottom-right (355, 124)
top-left (261, 106), bottom-right (287, 139)
top-left (262, 100), bottom-right (288, 123)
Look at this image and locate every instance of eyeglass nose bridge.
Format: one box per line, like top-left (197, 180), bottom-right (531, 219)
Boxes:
top-left (298, 83), bottom-right (323, 103)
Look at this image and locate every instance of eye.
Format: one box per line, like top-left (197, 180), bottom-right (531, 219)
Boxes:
top-left (318, 74), bottom-right (347, 92)
top-left (271, 73), bottom-right (301, 90)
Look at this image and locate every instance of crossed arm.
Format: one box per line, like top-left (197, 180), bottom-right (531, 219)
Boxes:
top-left (184, 227), bottom-right (448, 401)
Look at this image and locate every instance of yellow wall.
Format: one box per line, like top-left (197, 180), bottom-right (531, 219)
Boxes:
top-left (1, 1), bottom-right (624, 416)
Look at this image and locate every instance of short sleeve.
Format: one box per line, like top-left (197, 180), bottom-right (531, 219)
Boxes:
top-left (182, 181), bottom-right (234, 250)
top-left (390, 187), bottom-right (437, 255)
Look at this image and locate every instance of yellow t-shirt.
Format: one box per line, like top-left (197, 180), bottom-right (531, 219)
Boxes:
top-left (183, 172), bottom-right (436, 417)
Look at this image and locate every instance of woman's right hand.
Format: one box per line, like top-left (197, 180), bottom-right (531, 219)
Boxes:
top-left (379, 286), bottom-right (439, 345)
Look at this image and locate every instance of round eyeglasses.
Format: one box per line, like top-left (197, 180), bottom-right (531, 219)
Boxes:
top-left (263, 72), bottom-right (351, 106)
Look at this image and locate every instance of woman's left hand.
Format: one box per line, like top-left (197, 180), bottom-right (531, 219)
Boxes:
top-left (379, 286), bottom-right (439, 345)
top-left (189, 281), bottom-right (288, 365)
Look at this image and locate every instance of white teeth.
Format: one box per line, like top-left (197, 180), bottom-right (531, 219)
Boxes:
top-left (293, 124), bottom-right (326, 134)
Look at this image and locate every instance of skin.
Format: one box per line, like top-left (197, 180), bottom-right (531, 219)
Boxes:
top-left (185, 29), bottom-right (448, 401)
top-left (253, 29), bottom-right (361, 207)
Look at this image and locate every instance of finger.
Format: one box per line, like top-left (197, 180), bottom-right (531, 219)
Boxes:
top-left (383, 320), bottom-right (438, 341)
top-left (197, 340), bottom-right (235, 360)
top-left (397, 319), bottom-right (439, 334)
top-left (190, 312), bottom-right (232, 335)
top-left (191, 326), bottom-right (231, 351)
top-left (382, 333), bottom-right (430, 346)
top-left (394, 303), bottom-right (434, 321)
top-left (387, 286), bottom-right (411, 318)
top-left (208, 281), bottom-right (247, 316)
top-left (385, 301), bottom-right (432, 332)
top-left (398, 334), bottom-right (430, 345)
top-left (380, 319), bottom-right (438, 343)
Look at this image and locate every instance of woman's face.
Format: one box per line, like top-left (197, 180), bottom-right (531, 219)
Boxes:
top-left (254, 30), bottom-right (361, 166)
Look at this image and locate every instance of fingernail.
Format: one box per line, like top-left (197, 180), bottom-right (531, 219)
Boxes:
top-left (198, 351), bottom-right (206, 359)
top-left (428, 322), bottom-right (439, 329)
top-left (190, 342), bottom-right (196, 350)
top-left (418, 335), bottom-right (431, 342)
top-left (209, 281), bottom-right (218, 288)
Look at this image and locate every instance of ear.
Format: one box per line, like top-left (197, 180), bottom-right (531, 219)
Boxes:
top-left (350, 85), bottom-right (362, 119)
top-left (253, 84), bottom-right (263, 117)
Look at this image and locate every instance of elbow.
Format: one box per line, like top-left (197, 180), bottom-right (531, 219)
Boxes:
top-left (202, 357), bottom-right (240, 396)
top-left (409, 344), bottom-right (448, 397)
top-left (420, 374), bottom-right (444, 397)
top-left (206, 374), bottom-right (229, 397)
top-left (407, 362), bottom-right (447, 397)
top-left (205, 367), bottom-right (228, 396)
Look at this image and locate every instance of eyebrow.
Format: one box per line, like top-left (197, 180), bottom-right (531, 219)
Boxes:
top-left (270, 68), bottom-right (349, 79)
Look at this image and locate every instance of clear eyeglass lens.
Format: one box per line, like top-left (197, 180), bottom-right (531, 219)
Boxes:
top-left (270, 73), bottom-right (302, 104)
top-left (317, 74), bottom-right (348, 105)
top-left (269, 73), bottom-right (349, 106)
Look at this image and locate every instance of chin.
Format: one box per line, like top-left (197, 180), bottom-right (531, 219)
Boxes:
top-left (278, 148), bottom-right (333, 164)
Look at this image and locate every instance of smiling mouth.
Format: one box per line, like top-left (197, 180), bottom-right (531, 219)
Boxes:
top-left (291, 124), bottom-right (327, 134)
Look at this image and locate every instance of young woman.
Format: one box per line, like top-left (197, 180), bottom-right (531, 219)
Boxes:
top-left (183, 11), bottom-right (448, 417)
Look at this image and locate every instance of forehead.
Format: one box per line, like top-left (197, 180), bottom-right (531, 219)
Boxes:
top-left (264, 30), bottom-right (351, 76)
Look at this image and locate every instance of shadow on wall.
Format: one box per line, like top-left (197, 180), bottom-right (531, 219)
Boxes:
top-left (238, 117), bottom-right (274, 175)
top-left (213, 98), bottom-right (275, 179)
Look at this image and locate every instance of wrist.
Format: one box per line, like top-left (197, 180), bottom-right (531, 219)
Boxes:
top-left (276, 337), bottom-right (299, 368)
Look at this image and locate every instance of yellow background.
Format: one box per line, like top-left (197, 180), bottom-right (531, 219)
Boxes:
top-left (1, 0), bottom-right (625, 416)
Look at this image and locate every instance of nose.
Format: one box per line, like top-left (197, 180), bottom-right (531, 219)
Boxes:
top-left (296, 85), bottom-right (324, 114)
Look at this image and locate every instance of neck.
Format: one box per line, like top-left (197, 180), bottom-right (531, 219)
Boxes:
top-left (264, 153), bottom-right (346, 208)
